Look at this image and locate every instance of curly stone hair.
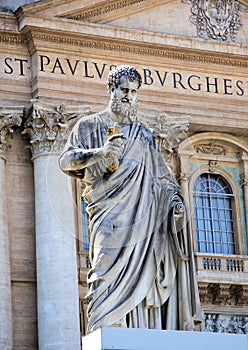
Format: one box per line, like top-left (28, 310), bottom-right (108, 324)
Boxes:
top-left (107, 65), bottom-right (142, 92)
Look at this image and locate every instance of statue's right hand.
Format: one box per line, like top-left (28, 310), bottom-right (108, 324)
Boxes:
top-left (102, 134), bottom-right (127, 160)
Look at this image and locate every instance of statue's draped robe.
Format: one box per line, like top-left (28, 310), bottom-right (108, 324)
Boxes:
top-left (61, 110), bottom-right (202, 333)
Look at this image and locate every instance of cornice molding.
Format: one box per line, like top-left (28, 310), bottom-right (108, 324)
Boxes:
top-left (61, 0), bottom-right (146, 21)
top-left (0, 32), bottom-right (26, 46)
top-left (26, 30), bottom-right (248, 69)
top-left (59, 0), bottom-right (167, 23)
top-left (18, 0), bottom-right (167, 22)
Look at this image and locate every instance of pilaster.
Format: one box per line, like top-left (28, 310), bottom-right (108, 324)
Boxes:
top-left (240, 152), bottom-right (248, 253)
top-left (0, 107), bottom-right (23, 350)
top-left (22, 100), bottom-right (90, 350)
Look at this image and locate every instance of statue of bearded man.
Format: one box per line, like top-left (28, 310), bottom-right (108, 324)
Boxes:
top-left (59, 65), bottom-right (203, 333)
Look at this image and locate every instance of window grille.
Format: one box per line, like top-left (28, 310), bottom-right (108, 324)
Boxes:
top-left (193, 173), bottom-right (236, 254)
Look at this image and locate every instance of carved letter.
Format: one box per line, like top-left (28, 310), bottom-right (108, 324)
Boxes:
top-left (51, 58), bottom-right (65, 74)
top-left (39, 55), bottom-right (51, 72)
top-left (206, 77), bottom-right (219, 93)
top-left (84, 61), bottom-right (94, 78)
top-left (172, 72), bottom-right (187, 89)
top-left (223, 79), bottom-right (233, 95)
top-left (155, 70), bottom-right (169, 86)
top-left (143, 69), bottom-right (153, 85)
top-left (14, 58), bottom-right (28, 76)
top-left (188, 75), bottom-right (201, 91)
top-left (236, 80), bottom-right (244, 96)
top-left (4, 57), bottom-right (13, 74)
top-left (65, 59), bottom-right (80, 76)
top-left (93, 62), bottom-right (107, 79)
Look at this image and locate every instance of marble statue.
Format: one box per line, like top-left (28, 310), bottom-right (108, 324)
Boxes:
top-left (59, 65), bottom-right (203, 333)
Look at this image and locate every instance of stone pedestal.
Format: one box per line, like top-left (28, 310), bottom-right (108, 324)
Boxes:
top-left (82, 327), bottom-right (248, 350)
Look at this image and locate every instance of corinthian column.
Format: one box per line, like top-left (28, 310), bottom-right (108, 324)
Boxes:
top-left (0, 108), bottom-right (22, 350)
top-left (23, 100), bottom-right (90, 350)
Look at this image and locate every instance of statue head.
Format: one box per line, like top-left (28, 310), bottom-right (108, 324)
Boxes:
top-left (107, 65), bottom-right (142, 121)
top-left (107, 65), bottom-right (142, 92)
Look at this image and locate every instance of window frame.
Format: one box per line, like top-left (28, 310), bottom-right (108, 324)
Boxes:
top-left (193, 172), bottom-right (236, 254)
top-left (189, 167), bottom-right (244, 256)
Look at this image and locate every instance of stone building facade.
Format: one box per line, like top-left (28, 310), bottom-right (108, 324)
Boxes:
top-left (0, 0), bottom-right (248, 349)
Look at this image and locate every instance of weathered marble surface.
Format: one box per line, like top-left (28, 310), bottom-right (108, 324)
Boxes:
top-left (60, 65), bottom-right (202, 333)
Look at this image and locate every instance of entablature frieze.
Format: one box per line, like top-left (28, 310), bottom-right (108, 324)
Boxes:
top-left (0, 33), bottom-right (26, 47)
top-left (199, 282), bottom-right (248, 307)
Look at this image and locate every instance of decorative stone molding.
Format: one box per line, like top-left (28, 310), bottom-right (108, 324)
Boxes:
top-left (182, 0), bottom-right (248, 42)
top-left (0, 33), bottom-right (26, 46)
top-left (22, 100), bottom-right (91, 158)
top-left (61, 0), bottom-right (147, 21)
top-left (194, 143), bottom-right (226, 155)
top-left (149, 114), bottom-right (189, 165)
top-left (27, 31), bottom-right (248, 69)
top-left (205, 314), bottom-right (248, 334)
top-left (199, 283), bottom-right (248, 306)
top-left (208, 160), bottom-right (218, 172)
top-left (0, 107), bottom-right (23, 157)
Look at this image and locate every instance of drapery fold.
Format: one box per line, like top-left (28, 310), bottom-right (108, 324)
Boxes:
top-left (61, 111), bottom-right (203, 333)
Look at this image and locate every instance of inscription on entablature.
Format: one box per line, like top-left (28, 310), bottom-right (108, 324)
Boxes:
top-left (1, 53), bottom-right (248, 98)
top-left (0, 56), bottom-right (30, 78)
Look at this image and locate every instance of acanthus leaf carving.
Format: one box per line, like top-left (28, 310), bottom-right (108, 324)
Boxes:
top-left (22, 100), bottom-right (91, 157)
top-left (149, 114), bottom-right (190, 166)
top-left (0, 109), bottom-right (23, 157)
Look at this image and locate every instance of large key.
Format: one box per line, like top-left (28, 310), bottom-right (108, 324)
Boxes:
top-left (107, 125), bottom-right (121, 172)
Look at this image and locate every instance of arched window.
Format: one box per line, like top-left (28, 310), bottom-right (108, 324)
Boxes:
top-left (193, 173), bottom-right (236, 254)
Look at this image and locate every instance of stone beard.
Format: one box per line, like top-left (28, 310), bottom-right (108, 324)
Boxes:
top-left (110, 92), bottom-right (138, 120)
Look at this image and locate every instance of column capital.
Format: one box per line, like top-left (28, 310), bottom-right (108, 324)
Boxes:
top-left (22, 100), bottom-right (91, 158)
top-left (146, 113), bottom-right (190, 173)
top-left (0, 106), bottom-right (23, 158)
top-left (241, 175), bottom-right (248, 188)
top-left (150, 113), bottom-right (190, 151)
